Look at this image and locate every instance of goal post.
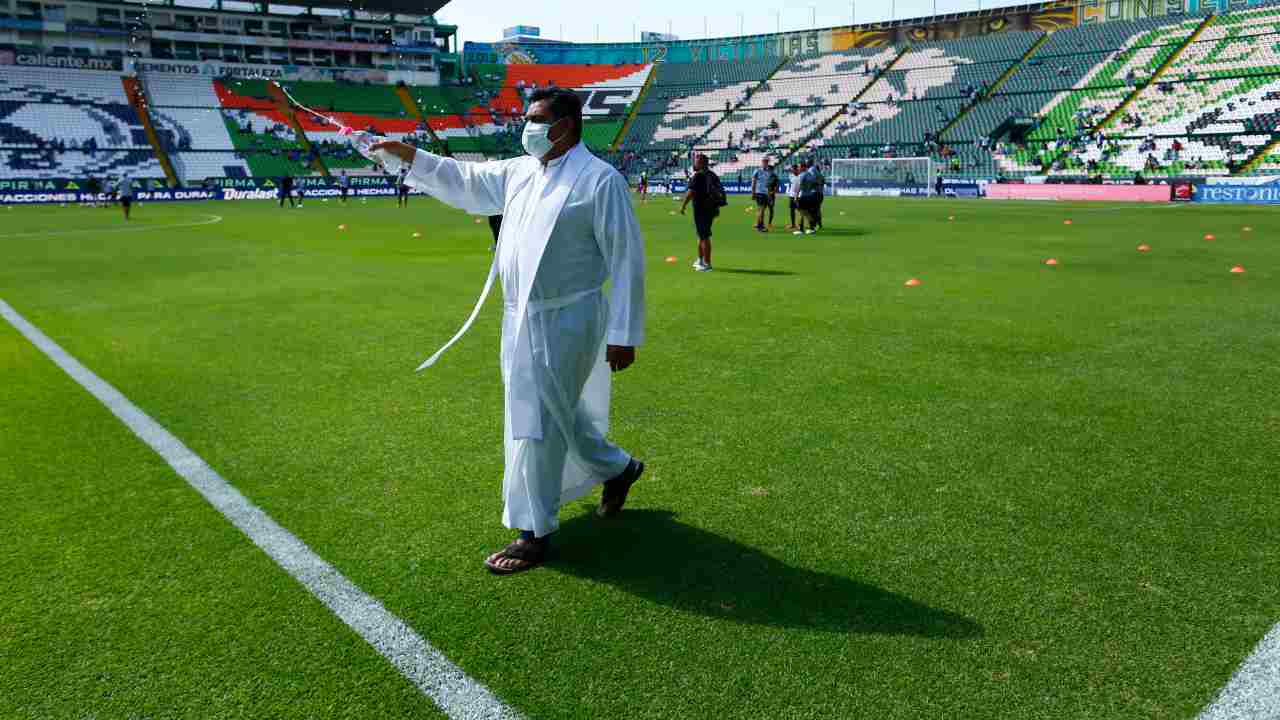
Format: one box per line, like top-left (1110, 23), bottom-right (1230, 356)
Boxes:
top-left (830, 157), bottom-right (935, 197)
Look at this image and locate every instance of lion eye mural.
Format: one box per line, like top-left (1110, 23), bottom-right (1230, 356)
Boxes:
top-left (0, 68), bottom-right (165, 180)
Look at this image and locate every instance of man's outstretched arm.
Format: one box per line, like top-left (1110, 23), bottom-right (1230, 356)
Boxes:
top-left (370, 141), bottom-right (508, 216)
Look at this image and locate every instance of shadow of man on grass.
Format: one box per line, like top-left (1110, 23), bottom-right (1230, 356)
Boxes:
top-left (551, 510), bottom-right (982, 639)
top-left (716, 268), bottom-right (797, 276)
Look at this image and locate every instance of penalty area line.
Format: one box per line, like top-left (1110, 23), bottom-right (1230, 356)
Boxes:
top-left (0, 298), bottom-right (522, 720)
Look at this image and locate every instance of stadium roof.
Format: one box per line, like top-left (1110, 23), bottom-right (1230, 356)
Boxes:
top-left (317, 0), bottom-right (451, 16)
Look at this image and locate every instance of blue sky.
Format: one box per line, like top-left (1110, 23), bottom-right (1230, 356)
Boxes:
top-left (436, 0), bottom-right (1039, 48)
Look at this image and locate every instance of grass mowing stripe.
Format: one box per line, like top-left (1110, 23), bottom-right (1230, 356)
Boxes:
top-left (1199, 623), bottom-right (1280, 720)
top-left (0, 298), bottom-right (522, 720)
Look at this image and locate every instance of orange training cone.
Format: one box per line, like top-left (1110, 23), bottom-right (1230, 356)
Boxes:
top-left (1243, 226), bottom-right (1253, 233)
top-left (412, 232), bottom-right (422, 238)
top-left (338, 224), bottom-right (347, 230)
top-left (474, 217), bottom-right (483, 224)
top-left (664, 256), bottom-right (677, 263)
top-left (1063, 219), bottom-right (1073, 225)
top-left (1230, 265), bottom-right (1246, 274)
top-left (1137, 244), bottom-right (1151, 252)
top-left (904, 278), bottom-right (922, 287)
top-left (948, 215), bottom-right (955, 221)
top-left (1044, 258), bottom-right (1059, 266)
top-left (1204, 233), bottom-right (1216, 241)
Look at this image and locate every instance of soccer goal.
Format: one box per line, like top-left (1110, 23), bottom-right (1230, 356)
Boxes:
top-left (830, 157), bottom-right (935, 197)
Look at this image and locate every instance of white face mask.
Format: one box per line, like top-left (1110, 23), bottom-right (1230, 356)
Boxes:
top-left (522, 119), bottom-right (560, 159)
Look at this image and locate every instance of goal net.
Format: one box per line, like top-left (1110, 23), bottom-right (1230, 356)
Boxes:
top-left (830, 157), bottom-right (934, 197)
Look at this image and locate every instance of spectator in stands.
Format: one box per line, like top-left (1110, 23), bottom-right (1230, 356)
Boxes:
top-left (680, 153), bottom-right (720, 272)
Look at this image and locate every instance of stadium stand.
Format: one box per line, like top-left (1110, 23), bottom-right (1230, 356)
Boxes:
top-left (450, 63), bottom-right (652, 158)
top-left (14, 0), bottom-right (1280, 185)
top-left (702, 48), bottom-right (899, 175)
top-left (145, 73), bottom-right (253, 180)
top-left (210, 80), bottom-right (324, 177)
top-left (622, 57), bottom-right (781, 158)
top-left (0, 66), bottom-right (166, 180)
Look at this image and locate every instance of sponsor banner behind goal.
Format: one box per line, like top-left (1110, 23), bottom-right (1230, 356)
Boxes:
top-left (0, 176), bottom-right (410, 204)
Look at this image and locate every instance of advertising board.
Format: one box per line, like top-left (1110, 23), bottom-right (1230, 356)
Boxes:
top-left (985, 184), bottom-right (1171, 202)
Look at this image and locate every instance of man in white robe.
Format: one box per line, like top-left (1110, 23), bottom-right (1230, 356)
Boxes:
top-left (372, 88), bottom-right (646, 575)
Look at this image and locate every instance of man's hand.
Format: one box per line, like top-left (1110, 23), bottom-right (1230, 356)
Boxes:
top-left (369, 140), bottom-right (417, 166)
top-left (606, 345), bottom-right (636, 372)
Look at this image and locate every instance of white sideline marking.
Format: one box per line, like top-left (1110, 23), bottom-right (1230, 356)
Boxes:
top-left (0, 214), bottom-right (224, 238)
top-left (0, 299), bottom-right (522, 720)
top-left (1200, 623), bottom-right (1280, 720)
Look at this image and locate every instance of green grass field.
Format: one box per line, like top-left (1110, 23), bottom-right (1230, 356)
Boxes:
top-left (2, 194), bottom-right (1277, 719)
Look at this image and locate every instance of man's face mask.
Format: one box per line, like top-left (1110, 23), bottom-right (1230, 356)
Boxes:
top-left (522, 117), bottom-right (565, 160)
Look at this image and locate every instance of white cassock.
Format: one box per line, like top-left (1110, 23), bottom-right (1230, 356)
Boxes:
top-left (406, 142), bottom-right (646, 538)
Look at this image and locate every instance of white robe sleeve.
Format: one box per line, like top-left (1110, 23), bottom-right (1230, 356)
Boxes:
top-left (594, 171), bottom-right (646, 347)
top-left (404, 149), bottom-right (511, 216)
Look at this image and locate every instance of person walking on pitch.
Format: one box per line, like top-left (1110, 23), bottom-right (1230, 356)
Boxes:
top-left (396, 167), bottom-right (410, 208)
top-left (812, 162), bottom-right (826, 230)
top-left (787, 164), bottom-right (802, 230)
top-left (794, 161), bottom-right (820, 236)
top-left (766, 165), bottom-right (780, 229)
top-left (278, 175), bottom-right (295, 208)
top-left (751, 157), bottom-right (777, 233)
top-left (369, 88), bottom-right (647, 575)
top-left (680, 154), bottom-right (721, 271)
top-left (117, 174), bottom-right (135, 220)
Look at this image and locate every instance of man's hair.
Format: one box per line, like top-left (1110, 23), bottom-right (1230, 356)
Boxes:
top-left (527, 87), bottom-right (583, 140)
